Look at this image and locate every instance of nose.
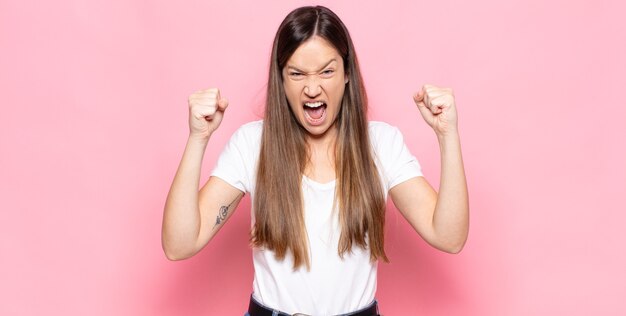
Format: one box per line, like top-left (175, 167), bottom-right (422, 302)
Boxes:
top-left (303, 77), bottom-right (322, 98)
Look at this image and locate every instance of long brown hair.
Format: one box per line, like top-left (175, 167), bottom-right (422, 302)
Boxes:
top-left (253, 6), bottom-right (388, 270)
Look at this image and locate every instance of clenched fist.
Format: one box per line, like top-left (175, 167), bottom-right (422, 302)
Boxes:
top-left (413, 84), bottom-right (458, 137)
top-left (188, 88), bottom-right (229, 139)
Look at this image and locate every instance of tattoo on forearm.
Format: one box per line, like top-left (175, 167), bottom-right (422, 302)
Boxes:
top-left (213, 193), bottom-right (244, 229)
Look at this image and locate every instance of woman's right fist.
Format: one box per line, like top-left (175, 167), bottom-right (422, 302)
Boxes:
top-left (188, 88), bottom-right (229, 139)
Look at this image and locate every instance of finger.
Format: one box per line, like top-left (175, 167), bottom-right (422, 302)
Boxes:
top-left (194, 106), bottom-right (217, 120)
top-left (202, 87), bottom-right (219, 94)
top-left (415, 96), bottom-right (435, 121)
top-left (424, 89), bottom-right (447, 100)
top-left (217, 98), bottom-right (229, 111)
top-left (424, 85), bottom-right (453, 97)
top-left (423, 84), bottom-right (448, 100)
top-left (416, 86), bottom-right (432, 108)
top-left (430, 95), bottom-right (453, 114)
top-left (413, 90), bottom-right (425, 103)
top-left (196, 88), bottom-right (220, 100)
top-left (423, 91), bottom-right (431, 110)
top-left (422, 88), bottom-right (448, 110)
top-left (194, 96), bottom-right (219, 105)
top-left (430, 102), bottom-right (444, 114)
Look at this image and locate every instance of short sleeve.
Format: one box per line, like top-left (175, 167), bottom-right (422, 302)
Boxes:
top-left (371, 122), bottom-right (423, 191)
top-left (210, 121), bottom-right (262, 193)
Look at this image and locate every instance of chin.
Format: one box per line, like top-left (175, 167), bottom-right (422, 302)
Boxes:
top-left (301, 118), bottom-right (337, 139)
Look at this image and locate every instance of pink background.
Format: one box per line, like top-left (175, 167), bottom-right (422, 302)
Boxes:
top-left (1, 0), bottom-right (625, 315)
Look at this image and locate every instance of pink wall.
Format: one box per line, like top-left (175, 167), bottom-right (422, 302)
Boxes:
top-left (2, 0), bottom-right (625, 315)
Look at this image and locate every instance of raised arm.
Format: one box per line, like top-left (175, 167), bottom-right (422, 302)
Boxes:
top-left (161, 88), bottom-right (244, 261)
top-left (390, 85), bottom-right (469, 254)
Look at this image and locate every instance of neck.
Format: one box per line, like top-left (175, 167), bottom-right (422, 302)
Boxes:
top-left (305, 124), bottom-right (337, 151)
top-left (304, 124), bottom-right (337, 182)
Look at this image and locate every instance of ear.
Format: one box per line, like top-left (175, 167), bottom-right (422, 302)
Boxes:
top-left (344, 76), bottom-right (349, 84)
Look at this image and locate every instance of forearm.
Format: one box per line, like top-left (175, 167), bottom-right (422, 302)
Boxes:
top-left (162, 134), bottom-right (210, 259)
top-left (432, 131), bottom-right (469, 252)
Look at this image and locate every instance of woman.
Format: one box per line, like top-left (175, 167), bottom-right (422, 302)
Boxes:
top-left (162, 5), bottom-right (469, 316)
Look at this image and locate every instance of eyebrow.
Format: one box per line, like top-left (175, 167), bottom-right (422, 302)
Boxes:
top-left (286, 59), bottom-right (337, 73)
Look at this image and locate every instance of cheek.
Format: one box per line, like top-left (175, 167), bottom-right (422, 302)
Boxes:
top-left (287, 97), bottom-right (305, 117)
top-left (328, 81), bottom-right (346, 104)
top-left (283, 83), bottom-right (300, 107)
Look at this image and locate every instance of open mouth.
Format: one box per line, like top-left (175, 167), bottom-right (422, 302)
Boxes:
top-left (303, 101), bottom-right (327, 124)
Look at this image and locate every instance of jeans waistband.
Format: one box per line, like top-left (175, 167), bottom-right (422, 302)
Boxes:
top-left (247, 294), bottom-right (380, 316)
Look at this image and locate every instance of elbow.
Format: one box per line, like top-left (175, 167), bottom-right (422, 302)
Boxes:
top-left (163, 247), bottom-right (196, 261)
top-left (162, 244), bottom-right (182, 261)
top-left (445, 243), bottom-right (465, 254)
top-left (434, 233), bottom-right (468, 254)
top-left (162, 240), bottom-right (196, 261)
top-left (442, 237), bottom-right (467, 254)
top-left (164, 250), bottom-right (187, 261)
top-left (434, 211), bottom-right (469, 255)
top-left (437, 243), bottom-right (464, 254)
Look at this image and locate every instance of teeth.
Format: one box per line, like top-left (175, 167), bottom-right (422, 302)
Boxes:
top-left (304, 101), bottom-right (324, 108)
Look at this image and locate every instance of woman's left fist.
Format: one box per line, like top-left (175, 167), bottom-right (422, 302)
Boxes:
top-left (413, 84), bottom-right (458, 136)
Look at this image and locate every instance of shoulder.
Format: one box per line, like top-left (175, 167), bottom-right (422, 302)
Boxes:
top-left (368, 121), bottom-right (402, 144)
top-left (367, 121), bottom-right (422, 190)
top-left (368, 121), bottom-right (412, 160)
top-left (367, 121), bottom-right (398, 134)
top-left (234, 120), bottom-right (263, 135)
top-left (229, 120), bottom-right (263, 143)
top-left (219, 120), bottom-right (263, 158)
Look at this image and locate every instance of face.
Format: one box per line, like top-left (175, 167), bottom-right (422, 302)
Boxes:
top-left (282, 36), bottom-right (348, 140)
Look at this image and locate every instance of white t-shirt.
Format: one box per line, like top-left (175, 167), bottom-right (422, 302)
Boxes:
top-left (211, 120), bottom-right (423, 315)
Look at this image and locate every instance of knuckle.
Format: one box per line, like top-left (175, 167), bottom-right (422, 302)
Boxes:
top-left (196, 88), bottom-right (218, 97)
top-left (206, 88), bottom-right (220, 97)
top-left (199, 96), bottom-right (218, 104)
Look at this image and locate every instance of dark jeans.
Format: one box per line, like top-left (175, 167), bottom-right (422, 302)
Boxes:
top-left (244, 295), bottom-right (380, 316)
